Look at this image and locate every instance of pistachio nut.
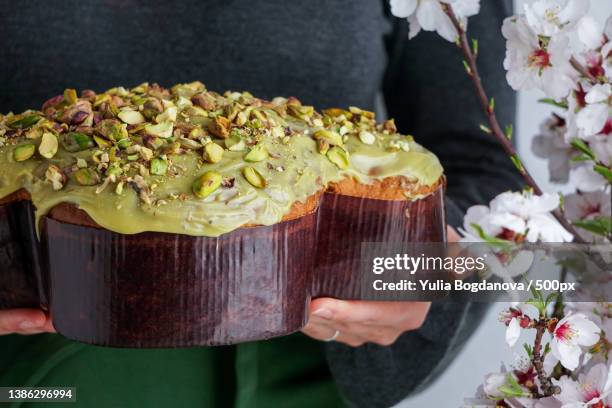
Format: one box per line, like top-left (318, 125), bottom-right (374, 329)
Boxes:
top-left (61, 132), bottom-right (94, 152)
top-left (13, 144), bottom-right (36, 162)
top-left (242, 166), bottom-right (266, 189)
top-left (143, 135), bottom-right (165, 150)
top-left (326, 146), bottom-right (350, 169)
top-left (359, 130), bottom-right (376, 145)
top-left (192, 171), bottom-right (222, 198)
top-left (191, 93), bottom-right (216, 110)
top-left (63, 88), bottom-right (78, 105)
top-left (208, 116), bottom-right (231, 139)
top-left (388, 140), bottom-right (410, 152)
top-left (38, 132), bottom-right (58, 159)
top-left (317, 139), bottom-right (330, 155)
top-left (118, 110), bottom-right (146, 125)
top-left (150, 157), bottom-right (168, 176)
top-left (142, 97), bottom-right (164, 119)
top-left (96, 119), bottom-right (128, 141)
top-left (313, 129), bottom-right (343, 146)
top-left (383, 119), bottom-right (397, 133)
top-left (139, 146), bottom-right (154, 161)
top-left (155, 106), bottom-right (178, 123)
top-left (60, 101), bottom-right (93, 125)
top-left (117, 138), bottom-right (132, 149)
top-left (93, 135), bottom-right (111, 148)
top-left (225, 131), bottom-right (245, 152)
top-left (73, 168), bottom-right (100, 186)
top-left (8, 114), bottom-right (41, 129)
top-left (179, 137), bottom-right (201, 150)
top-left (323, 108), bottom-right (352, 120)
top-left (145, 121), bottom-right (174, 138)
top-left (172, 81), bottom-right (205, 98)
top-left (348, 106), bottom-right (375, 119)
top-left (76, 158), bottom-right (88, 168)
top-left (244, 143), bottom-right (268, 162)
top-left (45, 164), bottom-right (66, 191)
top-left (287, 105), bottom-right (314, 120)
top-left (203, 142), bottom-right (224, 163)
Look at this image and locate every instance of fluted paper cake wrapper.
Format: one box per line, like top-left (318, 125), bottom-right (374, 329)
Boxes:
top-left (0, 185), bottom-right (445, 347)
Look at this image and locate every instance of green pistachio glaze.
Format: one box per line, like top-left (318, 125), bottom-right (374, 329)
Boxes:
top-left (0, 83), bottom-right (442, 237)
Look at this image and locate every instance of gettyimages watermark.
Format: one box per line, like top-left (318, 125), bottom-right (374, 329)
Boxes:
top-left (358, 242), bottom-right (612, 302)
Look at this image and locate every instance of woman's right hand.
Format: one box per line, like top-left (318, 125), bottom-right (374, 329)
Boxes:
top-left (0, 309), bottom-right (55, 335)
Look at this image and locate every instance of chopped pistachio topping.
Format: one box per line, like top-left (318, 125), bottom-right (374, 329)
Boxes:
top-left (13, 143), bottom-right (36, 161)
top-left (326, 146), bottom-right (350, 169)
top-left (118, 110), bottom-right (146, 125)
top-left (242, 166), bottom-right (266, 189)
top-left (150, 158), bottom-right (168, 176)
top-left (0, 81), bottom-right (443, 237)
top-left (244, 143), bottom-right (268, 162)
top-left (192, 171), bottom-right (222, 198)
top-left (38, 132), bottom-right (59, 159)
top-left (203, 142), bottom-right (224, 163)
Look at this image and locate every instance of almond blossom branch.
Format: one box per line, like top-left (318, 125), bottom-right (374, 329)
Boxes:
top-left (441, 4), bottom-right (589, 245)
top-left (531, 318), bottom-right (558, 397)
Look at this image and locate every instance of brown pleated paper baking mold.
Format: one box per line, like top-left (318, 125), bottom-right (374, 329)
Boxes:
top-left (0, 183), bottom-right (445, 348)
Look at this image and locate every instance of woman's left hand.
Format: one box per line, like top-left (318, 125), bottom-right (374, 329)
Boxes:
top-left (301, 226), bottom-right (460, 347)
top-left (301, 299), bottom-right (431, 347)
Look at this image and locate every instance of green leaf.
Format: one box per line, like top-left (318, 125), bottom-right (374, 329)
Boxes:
top-left (470, 223), bottom-right (513, 249)
top-left (505, 124), bottom-right (514, 140)
top-left (571, 153), bottom-right (593, 162)
top-left (545, 292), bottom-right (558, 308)
top-left (570, 138), bottom-right (595, 159)
top-left (499, 385), bottom-right (526, 398)
top-left (489, 97), bottom-right (495, 112)
top-left (523, 343), bottom-right (533, 358)
top-left (538, 98), bottom-right (568, 109)
top-left (510, 155), bottom-right (524, 173)
top-left (573, 217), bottom-right (612, 237)
top-left (480, 124), bottom-right (491, 134)
top-left (593, 165), bottom-right (612, 183)
top-left (463, 60), bottom-right (472, 75)
top-left (472, 39), bottom-right (479, 56)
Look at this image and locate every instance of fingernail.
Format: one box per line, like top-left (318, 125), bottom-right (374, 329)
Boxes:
top-left (19, 320), bottom-right (38, 330)
top-left (312, 308), bottom-right (333, 320)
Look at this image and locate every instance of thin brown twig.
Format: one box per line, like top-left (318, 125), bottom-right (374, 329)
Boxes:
top-left (441, 4), bottom-right (589, 245)
top-left (531, 319), bottom-right (558, 397)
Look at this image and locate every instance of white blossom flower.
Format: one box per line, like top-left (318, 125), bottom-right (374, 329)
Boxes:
top-left (550, 313), bottom-right (601, 370)
top-left (576, 84), bottom-right (611, 138)
top-left (606, 15), bottom-right (612, 39)
top-left (500, 305), bottom-right (531, 347)
top-left (577, 15), bottom-right (603, 50)
top-left (564, 190), bottom-right (612, 241)
top-left (570, 164), bottom-right (608, 192)
top-left (523, 0), bottom-right (589, 37)
top-left (553, 363), bottom-right (612, 407)
top-left (483, 370), bottom-right (508, 399)
top-left (590, 135), bottom-right (612, 166)
top-left (390, 0), bottom-right (480, 42)
top-left (461, 192), bottom-right (573, 243)
top-left (502, 16), bottom-right (576, 99)
top-left (532, 115), bottom-right (575, 183)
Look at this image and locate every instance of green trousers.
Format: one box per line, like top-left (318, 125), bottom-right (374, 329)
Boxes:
top-left (0, 333), bottom-right (346, 408)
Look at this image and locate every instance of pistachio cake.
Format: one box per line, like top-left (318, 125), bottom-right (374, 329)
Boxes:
top-left (0, 82), bottom-right (443, 236)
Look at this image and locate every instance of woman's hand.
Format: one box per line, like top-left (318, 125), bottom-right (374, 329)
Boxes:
top-left (0, 309), bottom-right (55, 335)
top-left (302, 226), bottom-right (461, 347)
top-left (302, 299), bottom-right (431, 347)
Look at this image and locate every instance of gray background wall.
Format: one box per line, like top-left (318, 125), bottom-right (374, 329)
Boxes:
top-left (399, 1), bottom-right (612, 406)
